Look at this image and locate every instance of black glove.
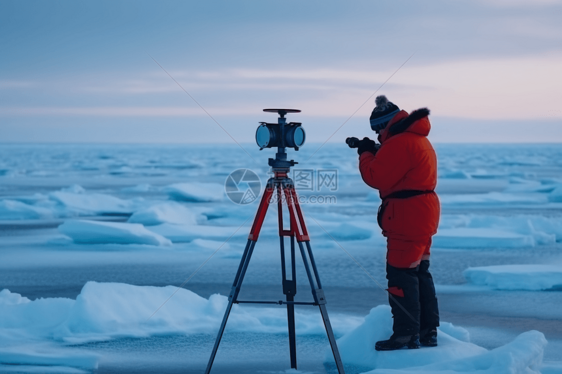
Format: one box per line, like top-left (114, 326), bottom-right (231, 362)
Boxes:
top-left (357, 137), bottom-right (379, 156)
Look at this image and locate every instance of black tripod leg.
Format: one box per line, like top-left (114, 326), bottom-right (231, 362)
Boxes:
top-left (318, 302), bottom-right (345, 373)
top-left (286, 235), bottom-right (297, 368)
top-left (205, 239), bottom-right (257, 374)
top-left (280, 233), bottom-right (297, 369)
top-left (287, 294), bottom-right (296, 368)
top-left (297, 241), bottom-right (346, 374)
top-left (305, 241), bottom-right (323, 289)
top-left (278, 181), bottom-right (298, 368)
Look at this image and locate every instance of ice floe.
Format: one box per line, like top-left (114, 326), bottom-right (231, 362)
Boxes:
top-left (0, 200), bottom-right (54, 220)
top-left (49, 188), bottom-right (134, 216)
top-left (327, 223), bottom-right (373, 241)
top-left (121, 183), bottom-right (153, 193)
top-left (434, 214), bottom-right (562, 248)
top-left (191, 238), bottom-right (231, 250)
top-left (464, 265), bottom-right (562, 291)
top-left (439, 169), bottom-right (471, 179)
top-left (504, 179), bottom-right (558, 193)
top-left (0, 185), bottom-right (139, 220)
top-left (127, 202), bottom-right (203, 226)
top-left (163, 182), bottom-right (224, 202)
top-left (332, 305), bottom-right (546, 374)
top-left (309, 219), bottom-right (377, 242)
top-left (58, 220), bottom-right (172, 246)
top-left (0, 349), bottom-right (98, 371)
top-left (434, 228), bottom-right (535, 249)
top-left (0, 282), bottom-right (362, 345)
top-left (147, 223), bottom-right (248, 243)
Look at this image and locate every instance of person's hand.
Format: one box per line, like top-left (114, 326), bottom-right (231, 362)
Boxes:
top-left (357, 137), bottom-right (379, 156)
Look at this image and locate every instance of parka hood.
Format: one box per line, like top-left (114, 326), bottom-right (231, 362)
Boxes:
top-left (380, 108), bottom-right (431, 143)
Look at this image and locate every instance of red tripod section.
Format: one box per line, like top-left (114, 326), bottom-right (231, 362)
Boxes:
top-left (293, 187), bottom-right (310, 240)
top-left (247, 181), bottom-right (310, 242)
top-left (285, 186), bottom-right (310, 241)
top-left (248, 186), bottom-right (274, 241)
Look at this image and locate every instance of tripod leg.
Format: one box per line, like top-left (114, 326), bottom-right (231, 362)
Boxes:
top-left (318, 300), bottom-right (345, 373)
top-left (206, 180), bottom-right (274, 373)
top-left (297, 241), bottom-right (346, 374)
top-left (205, 239), bottom-right (257, 374)
top-left (287, 294), bottom-right (297, 368)
top-left (284, 184), bottom-right (346, 374)
top-left (305, 241), bottom-right (323, 289)
top-left (279, 183), bottom-right (298, 368)
top-left (287, 235), bottom-right (297, 368)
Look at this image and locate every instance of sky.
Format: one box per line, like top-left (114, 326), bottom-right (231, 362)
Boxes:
top-left (0, 0), bottom-right (561, 144)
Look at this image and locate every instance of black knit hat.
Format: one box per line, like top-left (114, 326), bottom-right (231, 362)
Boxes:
top-left (369, 95), bottom-right (400, 133)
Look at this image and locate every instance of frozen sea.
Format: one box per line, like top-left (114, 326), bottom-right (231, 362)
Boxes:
top-left (1, 143), bottom-right (562, 374)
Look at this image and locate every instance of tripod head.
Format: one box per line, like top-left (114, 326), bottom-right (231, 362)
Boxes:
top-left (263, 108), bottom-right (301, 118)
top-left (256, 109), bottom-right (306, 174)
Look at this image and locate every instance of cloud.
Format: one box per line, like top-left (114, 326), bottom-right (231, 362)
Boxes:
top-left (387, 54), bottom-right (562, 120)
top-left (0, 106), bottom-right (253, 117)
top-left (2, 54), bottom-right (561, 121)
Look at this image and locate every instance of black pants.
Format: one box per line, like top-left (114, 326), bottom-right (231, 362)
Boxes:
top-left (386, 260), bottom-right (439, 336)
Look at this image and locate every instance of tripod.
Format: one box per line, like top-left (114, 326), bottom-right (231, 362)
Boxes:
top-left (205, 111), bottom-right (345, 374)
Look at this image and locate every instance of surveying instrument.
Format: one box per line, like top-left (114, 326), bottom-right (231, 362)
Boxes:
top-left (205, 109), bottom-right (345, 373)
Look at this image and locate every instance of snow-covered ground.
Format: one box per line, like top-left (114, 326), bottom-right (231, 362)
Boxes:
top-left (0, 143), bottom-right (561, 373)
top-left (464, 265), bottom-right (562, 291)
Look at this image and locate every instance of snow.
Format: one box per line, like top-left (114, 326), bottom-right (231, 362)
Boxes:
top-left (121, 183), bottom-right (153, 193)
top-left (0, 289), bottom-right (30, 306)
top-left (327, 223), bottom-right (373, 241)
top-left (434, 214), bottom-right (562, 248)
top-left (0, 185), bottom-right (139, 220)
top-left (49, 190), bottom-right (134, 216)
top-left (147, 223), bottom-right (247, 243)
top-left (332, 305), bottom-right (546, 374)
top-left (504, 179), bottom-right (558, 193)
top-left (0, 350), bottom-right (98, 371)
top-left (2, 144), bottom-right (562, 372)
top-left (0, 289), bottom-right (98, 371)
top-left (163, 182), bottom-right (225, 202)
top-left (333, 306), bottom-right (486, 370)
top-left (58, 220), bottom-right (172, 246)
top-left (0, 290), bottom-right (74, 331)
top-left (0, 364), bottom-right (88, 373)
top-left (439, 192), bottom-right (547, 206)
top-left (0, 200), bottom-right (53, 220)
top-left (128, 202), bottom-right (203, 225)
top-left (364, 331), bottom-right (547, 374)
top-left (191, 238), bottom-right (231, 250)
top-left (434, 228), bottom-right (535, 248)
top-left (0, 282), bottom-right (362, 345)
top-left (464, 265), bottom-right (562, 290)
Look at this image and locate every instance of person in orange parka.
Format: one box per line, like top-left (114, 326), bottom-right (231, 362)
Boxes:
top-left (356, 95), bottom-right (440, 351)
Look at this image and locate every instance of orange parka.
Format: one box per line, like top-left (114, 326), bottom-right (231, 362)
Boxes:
top-left (359, 109), bottom-right (440, 267)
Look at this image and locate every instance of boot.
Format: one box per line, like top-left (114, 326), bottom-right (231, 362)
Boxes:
top-left (420, 328), bottom-right (438, 347)
top-left (375, 333), bottom-right (420, 351)
top-left (418, 260), bottom-right (440, 339)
